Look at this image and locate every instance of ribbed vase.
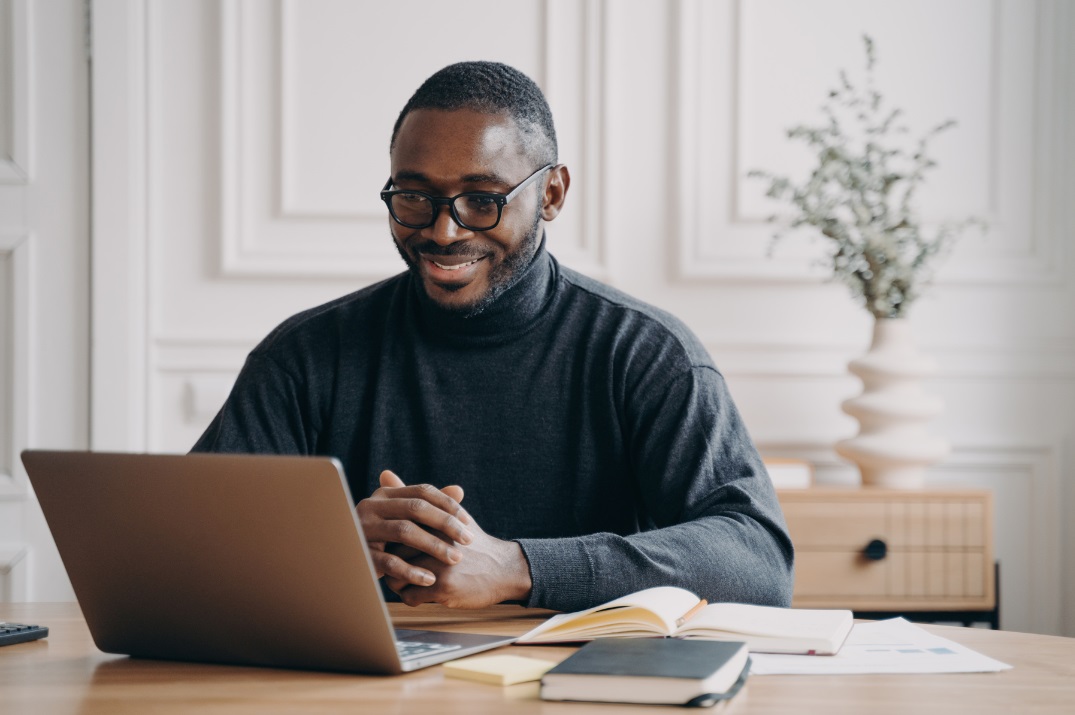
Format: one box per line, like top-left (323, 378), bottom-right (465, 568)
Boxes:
top-left (835, 318), bottom-right (949, 488)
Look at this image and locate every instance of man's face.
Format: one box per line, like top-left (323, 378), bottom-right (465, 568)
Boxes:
top-left (388, 108), bottom-right (546, 315)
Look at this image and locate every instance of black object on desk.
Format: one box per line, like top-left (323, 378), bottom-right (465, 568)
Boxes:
top-left (0, 622), bottom-right (49, 647)
top-left (540, 638), bottom-right (750, 707)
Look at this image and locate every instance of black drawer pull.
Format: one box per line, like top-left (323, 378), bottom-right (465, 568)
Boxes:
top-left (863, 539), bottom-right (887, 561)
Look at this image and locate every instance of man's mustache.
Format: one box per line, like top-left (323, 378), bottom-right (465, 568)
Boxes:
top-left (410, 241), bottom-right (490, 258)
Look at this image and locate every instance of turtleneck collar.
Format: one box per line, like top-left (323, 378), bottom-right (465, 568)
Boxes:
top-left (408, 234), bottom-right (557, 344)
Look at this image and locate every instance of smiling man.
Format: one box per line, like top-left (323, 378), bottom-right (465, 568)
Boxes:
top-left (383, 107), bottom-right (557, 315)
top-left (193, 61), bottom-right (794, 612)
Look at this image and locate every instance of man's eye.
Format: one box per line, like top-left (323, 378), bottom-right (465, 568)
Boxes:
top-left (397, 193), bottom-right (427, 204)
top-left (464, 195), bottom-right (498, 211)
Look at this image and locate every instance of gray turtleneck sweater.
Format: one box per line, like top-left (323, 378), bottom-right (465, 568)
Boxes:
top-left (192, 243), bottom-right (794, 611)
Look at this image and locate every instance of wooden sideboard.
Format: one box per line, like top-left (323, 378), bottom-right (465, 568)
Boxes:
top-left (777, 488), bottom-right (996, 625)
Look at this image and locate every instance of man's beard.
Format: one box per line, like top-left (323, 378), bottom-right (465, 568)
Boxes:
top-left (395, 208), bottom-right (543, 318)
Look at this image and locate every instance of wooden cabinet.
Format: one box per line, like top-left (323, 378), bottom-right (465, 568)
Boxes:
top-left (777, 488), bottom-right (995, 614)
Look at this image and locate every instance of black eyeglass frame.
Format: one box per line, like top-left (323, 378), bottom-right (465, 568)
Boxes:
top-left (380, 163), bottom-right (554, 231)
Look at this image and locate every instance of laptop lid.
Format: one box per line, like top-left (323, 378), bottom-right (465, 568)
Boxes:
top-left (21, 450), bottom-right (514, 674)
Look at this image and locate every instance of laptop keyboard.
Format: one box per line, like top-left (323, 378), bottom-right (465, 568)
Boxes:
top-left (396, 639), bottom-right (463, 661)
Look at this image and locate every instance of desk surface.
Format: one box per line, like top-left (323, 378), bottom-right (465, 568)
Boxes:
top-left (2, 602), bottom-right (1074, 714)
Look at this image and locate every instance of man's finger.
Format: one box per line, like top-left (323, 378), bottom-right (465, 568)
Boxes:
top-left (370, 486), bottom-right (473, 541)
top-left (371, 550), bottom-right (436, 586)
top-left (379, 470), bottom-right (406, 489)
top-left (381, 498), bottom-right (473, 543)
top-left (396, 584), bottom-right (439, 608)
top-left (359, 503), bottom-right (466, 565)
top-left (377, 472), bottom-right (469, 524)
top-left (385, 542), bottom-right (422, 560)
top-left (375, 470), bottom-right (472, 526)
top-left (439, 485), bottom-right (474, 525)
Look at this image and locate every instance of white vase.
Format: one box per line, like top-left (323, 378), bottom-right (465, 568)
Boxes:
top-left (835, 317), bottom-right (950, 488)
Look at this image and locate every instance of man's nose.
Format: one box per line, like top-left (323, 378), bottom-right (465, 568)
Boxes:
top-left (424, 203), bottom-right (470, 245)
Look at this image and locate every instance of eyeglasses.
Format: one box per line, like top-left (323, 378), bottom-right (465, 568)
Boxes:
top-left (380, 164), bottom-right (553, 231)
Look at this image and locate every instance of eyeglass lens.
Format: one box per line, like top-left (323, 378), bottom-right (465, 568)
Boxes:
top-left (388, 193), bottom-right (501, 230)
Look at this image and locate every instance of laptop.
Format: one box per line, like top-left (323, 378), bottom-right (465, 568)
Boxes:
top-left (20, 450), bottom-right (517, 673)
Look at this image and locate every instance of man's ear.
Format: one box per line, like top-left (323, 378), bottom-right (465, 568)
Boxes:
top-left (540, 164), bottom-right (571, 221)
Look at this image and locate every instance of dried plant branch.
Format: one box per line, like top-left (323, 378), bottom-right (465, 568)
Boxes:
top-left (748, 35), bottom-right (984, 319)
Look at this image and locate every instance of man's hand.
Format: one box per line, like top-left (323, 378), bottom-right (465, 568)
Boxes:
top-left (384, 514), bottom-right (533, 609)
top-left (355, 470), bottom-right (474, 587)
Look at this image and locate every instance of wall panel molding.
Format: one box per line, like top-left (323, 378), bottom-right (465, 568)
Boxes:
top-left (153, 336), bottom-right (252, 373)
top-left (91, 0), bottom-right (149, 452)
top-left (675, 0), bottom-right (1067, 285)
top-left (0, 0), bottom-right (32, 183)
top-left (276, 0), bottom-right (383, 222)
top-left (544, 0), bottom-right (607, 278)
top-left (220, 0), bottom-right (608, 279)
top-left (0, 544), bottom-right (28, 600)
top-left (706, 341), bottom-right (1075, 380)
top-left (150, 338), bottom-right (248, 452)
top-left (0, 232), bottom-right (32, 499)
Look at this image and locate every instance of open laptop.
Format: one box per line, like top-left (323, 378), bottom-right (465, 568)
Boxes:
top-left (20, 450), bottom-right (517, 673)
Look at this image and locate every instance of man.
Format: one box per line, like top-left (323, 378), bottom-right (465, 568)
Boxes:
top-left (193, 61), bottom-right (794, 612)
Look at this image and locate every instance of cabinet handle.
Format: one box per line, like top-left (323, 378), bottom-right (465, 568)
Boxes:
top-left (863, 539), bottom-right (887, 561)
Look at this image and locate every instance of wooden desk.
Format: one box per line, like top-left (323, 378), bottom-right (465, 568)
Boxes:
top-left (3, 602), bottom-right (1074, 714)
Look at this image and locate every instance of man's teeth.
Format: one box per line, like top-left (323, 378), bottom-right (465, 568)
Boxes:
top-left (432, 258), bottom-right (479, 271)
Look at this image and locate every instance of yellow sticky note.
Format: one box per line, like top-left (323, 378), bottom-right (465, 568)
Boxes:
top-left (442, 654), bottom-right (556, 686)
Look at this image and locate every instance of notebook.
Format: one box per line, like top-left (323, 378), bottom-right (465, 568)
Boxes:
top-left (517, 586), bottom-right (853, 655)
top-left (20, 450), bottom-right (515, 674)
top-left (540, 638), bottom-right (750, 707)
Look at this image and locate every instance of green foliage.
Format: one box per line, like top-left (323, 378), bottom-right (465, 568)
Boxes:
top-left (749, 35), bottom-right (982, 319)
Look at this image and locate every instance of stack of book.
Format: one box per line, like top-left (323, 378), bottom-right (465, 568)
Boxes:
top-left (540, 638), bottom-right (749, 707)
top-left (525, 586), bottom-right (853, 707)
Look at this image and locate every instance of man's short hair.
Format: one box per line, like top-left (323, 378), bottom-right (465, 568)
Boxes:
top-left (391, 61), bottom-right (558, 167)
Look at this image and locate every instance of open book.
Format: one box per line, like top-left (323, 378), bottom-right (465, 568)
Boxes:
top-left (518, 586), bottom-right (853, 655)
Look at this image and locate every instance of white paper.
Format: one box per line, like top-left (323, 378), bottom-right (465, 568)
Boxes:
top-left (748, 618), bottom-right (1012, 675)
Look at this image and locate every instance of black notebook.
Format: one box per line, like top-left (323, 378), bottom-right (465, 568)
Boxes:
top-left (540, 638), bottom-right (750, 707)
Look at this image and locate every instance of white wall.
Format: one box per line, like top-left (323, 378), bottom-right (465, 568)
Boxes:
top-left (17, 0), bottom-right (1074, 635)
top-left (0, 0), bottom-right (89, 601)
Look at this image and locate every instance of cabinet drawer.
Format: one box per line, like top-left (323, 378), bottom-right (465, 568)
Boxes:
top-left (778, 488), bottom-right (995, 611)
top-left (782, 502), bottom-right (887, 548)
top-left (794, 552), bottom-right (888, 598)
top-left (786, 498), bottom-right (885, 548)
top-left (793, 551), bottom-right (989, 600)
top-left (782, 495), bottom-right (988, 550)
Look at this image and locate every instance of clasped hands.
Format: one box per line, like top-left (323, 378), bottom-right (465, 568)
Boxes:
top-left (355, 470), bottom-right (532, 608)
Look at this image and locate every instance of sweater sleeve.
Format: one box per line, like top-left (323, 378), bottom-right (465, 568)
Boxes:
top-left (516, 366), bottom-right (795, 612)
top-left (190, 352), bottom-right (314, 455)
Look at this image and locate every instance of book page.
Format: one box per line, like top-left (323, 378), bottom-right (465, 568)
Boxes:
top-left (517, 587), bottom-right (700, 642)
top-left (678, 603), bottom-right (851, 640)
